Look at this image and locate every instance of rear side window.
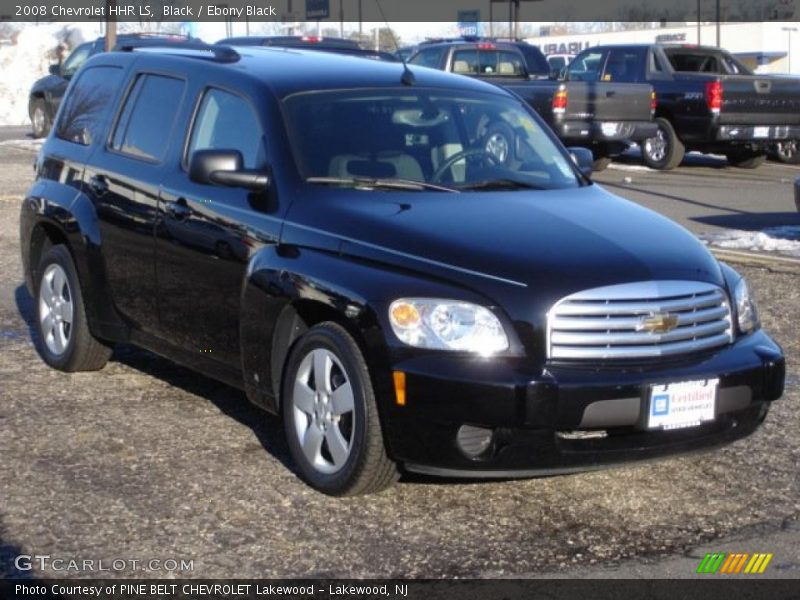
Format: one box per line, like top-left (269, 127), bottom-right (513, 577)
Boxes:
top-left (111, 74), bottom-right (185, 161)
top-left (55, 65), bottom-right (124, 146)
top-left (568, 50), bottom-right (607, 81)
top-left (452, 49), bottom-right (526, 76)
top-left (409, 46), bottom-right (445, 69)
top-left (186, 88), bottom-right (266, 169)
top-left (515, 44), bottom-right (550, 76)
top-left (603, 49), bottom-right (640, 82)
top-left (665, 51), bottom-right (722, 73)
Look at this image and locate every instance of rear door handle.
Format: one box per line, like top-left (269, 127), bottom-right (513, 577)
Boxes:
top-left (605, 90), bottom-right (616, 98)
top-left (165, 198), bottom-right (191, 221)
top-left (88, 174), bottom-right (108, 195)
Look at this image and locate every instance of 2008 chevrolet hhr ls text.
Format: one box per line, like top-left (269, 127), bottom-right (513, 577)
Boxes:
top-left (20, 43), bottom-right (785, 495)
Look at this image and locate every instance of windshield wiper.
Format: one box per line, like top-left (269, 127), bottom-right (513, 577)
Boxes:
top-left (457, 179), bottom-right (548, 191)
top-left (307, 176), bottom-right (458, 193)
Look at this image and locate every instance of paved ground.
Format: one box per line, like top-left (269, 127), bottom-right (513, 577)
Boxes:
top-left (0, 140), bottom-right (798, 580)
top-left (595, 151), bottom-right (800, 237)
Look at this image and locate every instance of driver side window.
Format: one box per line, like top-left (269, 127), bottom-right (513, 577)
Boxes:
top-left (61, 43), bottom-right (93, 79)
top-left (187, 88), bottom-right (266, 170)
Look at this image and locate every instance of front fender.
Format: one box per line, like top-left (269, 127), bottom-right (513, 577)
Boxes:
top-left (240, 244), bottom-right (497, 416)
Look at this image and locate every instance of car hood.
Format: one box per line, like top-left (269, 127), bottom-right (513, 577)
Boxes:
top-left (30, 74), bottom-right (63, 95)
top-left (285, 183), bottom-right (724, 311)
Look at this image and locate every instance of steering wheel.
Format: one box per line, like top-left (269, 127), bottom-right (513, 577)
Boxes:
top-left (431, 148), bottom-right (499, 183)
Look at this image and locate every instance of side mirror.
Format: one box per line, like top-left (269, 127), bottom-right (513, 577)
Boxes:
top-left (548, 68), bottom-right (560, 80)
top-left (49, 64), bottom-right (61, 77)
top-left (189, 149), bottom-right (269, 191)
top-left (558, 67), bottom-right (568, 81)
top-left (568, 147), bottom-right (594, 178)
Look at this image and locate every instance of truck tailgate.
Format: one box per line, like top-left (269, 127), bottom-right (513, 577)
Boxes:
top-left (718, 75), bottom-right (800, 126)
top-left (564, 82), bottom-right (653, 122)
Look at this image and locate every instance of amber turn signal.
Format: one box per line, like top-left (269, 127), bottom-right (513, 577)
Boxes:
top-left (393, 371), bottom-right (406, 406)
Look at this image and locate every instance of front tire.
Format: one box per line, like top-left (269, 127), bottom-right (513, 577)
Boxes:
top-left (30, 98), bottom-right (51, 138)
top-left (726, 150), bottom-right (766, 169)
top-left (642, 117), bottom-right (685, 170)
top-left (35, 245), bottom-right (112, 372)
top-left (282, 322), bottom-right (398, 496)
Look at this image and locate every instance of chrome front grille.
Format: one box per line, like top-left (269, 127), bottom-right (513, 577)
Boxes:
top-left (547, 281), bottom-right (733, 361)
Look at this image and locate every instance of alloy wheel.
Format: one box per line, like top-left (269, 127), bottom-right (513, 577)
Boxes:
top-left (39, 263), bottom-right (74, 356)
top-left (291, 348), bottom-right (355, 474)
top-left (644, 128), bottom-right (667, 162)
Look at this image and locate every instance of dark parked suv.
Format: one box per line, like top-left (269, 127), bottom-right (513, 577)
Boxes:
top-left (28, 33), bottom-right (195, 138)
top-left (21, 43), bottom-right (785, 495)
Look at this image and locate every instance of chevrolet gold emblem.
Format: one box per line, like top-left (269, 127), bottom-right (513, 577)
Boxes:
top-left (637, 313), bottom-right (680, 334)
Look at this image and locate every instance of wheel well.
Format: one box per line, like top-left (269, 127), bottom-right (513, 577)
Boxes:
top-left (28, 222), bottom-right (69, 291)
top-left (653, 108), bottom-right (673, 123)
top-left (270, 299), bottom-right (372, 408)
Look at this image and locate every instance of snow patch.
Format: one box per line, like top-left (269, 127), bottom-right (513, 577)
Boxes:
top-left (608, 163), bottom-right (654, 172)
top-left (702, 226), bottom-right (800, 258)
top-left (0, 137), bottom-right (43, 152)
top-left (0, 23), bottom-right (97, 127)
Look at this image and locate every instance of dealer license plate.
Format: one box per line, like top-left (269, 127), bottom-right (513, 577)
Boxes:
top-left (753, 126), bottom-right (770, 138)
top-left (647, 379), bottom-right (718, 430)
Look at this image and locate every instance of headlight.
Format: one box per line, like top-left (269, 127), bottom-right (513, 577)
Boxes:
top-left (734, 277), bottom-right (759, 334)
top-left (388, 298), bottom-right (509, 355)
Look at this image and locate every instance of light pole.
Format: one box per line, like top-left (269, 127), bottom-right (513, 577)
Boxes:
top-left (782, 27), bottom-right (798, 73)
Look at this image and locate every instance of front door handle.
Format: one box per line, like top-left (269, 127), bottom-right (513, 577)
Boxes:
top-left (165, 198), bottom-right (191, 221)
top-left (88, 174), bottom-right (108, 196)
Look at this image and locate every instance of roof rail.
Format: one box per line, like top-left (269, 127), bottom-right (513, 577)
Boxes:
top-left (118, 41), bottom-right (240, 63)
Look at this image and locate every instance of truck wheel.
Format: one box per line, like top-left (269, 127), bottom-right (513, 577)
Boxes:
top-left (726, 151), bottom-right (766, 169)
top-left (282, 322), bottom-right (399, 496)
top-left (35, 245), bottom-right (113, 372)
top-left (592, 156), bottom-right (612, 172)
top-left (30, 98), bottom-right (51, 138)
top-left (771, 141), bottom-right (800, 165)
top-left (483, 122), bottom-right (514, 166)
top-left (641, 118), bottom-right (685, 170)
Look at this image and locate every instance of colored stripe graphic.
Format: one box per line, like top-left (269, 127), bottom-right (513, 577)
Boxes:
top-left (697, 553), bottom-right (726, 574)
top-left (698, 552), bottom-right (773, 574)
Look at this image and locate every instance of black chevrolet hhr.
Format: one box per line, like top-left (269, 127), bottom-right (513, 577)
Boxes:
top-left (20, 43), bottom-right (785, 495)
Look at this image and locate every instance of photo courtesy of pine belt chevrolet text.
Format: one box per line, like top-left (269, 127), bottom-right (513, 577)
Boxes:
top-left (19, 40), bottom-right (786, 496)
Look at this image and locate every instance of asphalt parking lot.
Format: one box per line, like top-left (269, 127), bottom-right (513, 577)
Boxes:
top-left (0, 140), bottom-right (798, 579)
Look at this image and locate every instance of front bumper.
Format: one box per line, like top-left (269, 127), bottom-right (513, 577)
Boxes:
top-left (381, 330), bottom-right (784, 476)
top-left (555, 119), bottom-right (658, 143)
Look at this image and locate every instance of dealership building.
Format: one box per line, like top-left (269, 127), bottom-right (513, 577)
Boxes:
top-left (526, 22), bottom-right (800, 74)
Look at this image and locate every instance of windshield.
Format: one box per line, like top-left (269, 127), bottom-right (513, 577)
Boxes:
top-left (283, 88), bottom-right (580, 191)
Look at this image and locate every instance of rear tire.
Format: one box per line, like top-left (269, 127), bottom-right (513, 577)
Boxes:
top-left (641, 117), bottom-right (685, 170)
top-left (770, 140), bottom-right (800, 165)
top-left (282, 322), bottom-right (399, 496)
top-left (35, 245), bottom-right (113, 372)
top-left (30, 98), bottom-right (51, 139)
top-left (726, 151), bottom-right (766, 169)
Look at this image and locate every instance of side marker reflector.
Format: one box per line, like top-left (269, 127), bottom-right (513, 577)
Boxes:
top-left (393, 371), bottom-right (406, 406)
